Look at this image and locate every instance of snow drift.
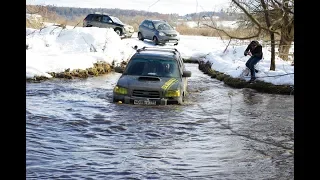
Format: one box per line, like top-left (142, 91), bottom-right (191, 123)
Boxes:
top-left (26, 26), bottom-right (135, 78)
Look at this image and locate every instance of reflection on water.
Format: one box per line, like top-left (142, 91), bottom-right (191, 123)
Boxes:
top-left (26, 64), bottom-right (293, 179)
top-left (242, 88), bottom-right (263, 105)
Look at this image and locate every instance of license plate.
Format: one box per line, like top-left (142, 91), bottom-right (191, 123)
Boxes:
top-left (134, 99), bottom-right (157, 105)
top-left (169, 40), bottom-right (176, 42)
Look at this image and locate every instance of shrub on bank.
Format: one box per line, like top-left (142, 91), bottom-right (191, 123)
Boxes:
top-left (26, 61), bottom-right (114, 82)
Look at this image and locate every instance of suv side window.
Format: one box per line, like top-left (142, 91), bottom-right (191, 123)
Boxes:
top-left (85, 14), bottom-right (94, 21)
top-left (102, 15), bottom-right (112, 23)
top-left (92, 15), bottom-right (102, 22)
top-left (142, 20), bottom-right (149, 28)
top-left (148, 22), bottom-right (155, 30)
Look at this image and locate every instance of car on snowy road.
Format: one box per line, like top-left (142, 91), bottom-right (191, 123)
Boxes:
top-left (83, 12), bottom-right (134, 38)
top-left (137, 19), bottom-right (180, 45)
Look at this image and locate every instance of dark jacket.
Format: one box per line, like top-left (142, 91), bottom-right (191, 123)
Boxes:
top-left (244, 41), bottom-right (263, 59)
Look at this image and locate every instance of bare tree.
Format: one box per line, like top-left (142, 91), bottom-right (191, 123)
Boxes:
top-left (261, 0), bottom-right (276, 70)
top-left (273, 0), bottom-right (294, 60)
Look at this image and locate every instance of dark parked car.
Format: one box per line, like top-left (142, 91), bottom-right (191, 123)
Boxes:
top-left (113, 46), bottom-right (191, 105)
top-left (138, 20), bottom-right (180, 45)
top-left (83, 12), bottom-right (134, 38)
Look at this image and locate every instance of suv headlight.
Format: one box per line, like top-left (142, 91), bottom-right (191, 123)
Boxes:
top-left (165, 90), bottom-right (180, 97)
top-left (114, 86), bottom-right (128, 95)
top-left (159, 32), bottom-right (165, 36)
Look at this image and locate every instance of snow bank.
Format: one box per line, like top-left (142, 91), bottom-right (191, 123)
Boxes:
top-left (26, 26), bottom-right (135, 78)
top-left (203, 45), bottom-right (294, 85)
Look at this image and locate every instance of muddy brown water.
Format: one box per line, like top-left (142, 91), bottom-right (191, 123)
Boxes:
top-left (26, 63), bottom-right (293, 179)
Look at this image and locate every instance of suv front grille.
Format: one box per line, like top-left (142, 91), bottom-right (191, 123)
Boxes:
top-left (132, 90), bottom-right (160, 98)
top-left (167, 34), bottom-right (177, 37)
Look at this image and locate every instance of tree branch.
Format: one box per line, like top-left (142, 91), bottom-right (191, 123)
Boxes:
top-left (203, 23), bottom-right (261, 40)
top-left (223, 39), bottom-right (232, 53)
top-left (231, 0), bottom-right (263, 27)
top-left (231, 0), bottom-right (280, 35)
top-left (273, 0), bottom-right (294, 14)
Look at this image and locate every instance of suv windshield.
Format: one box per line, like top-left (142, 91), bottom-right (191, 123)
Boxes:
top-left (154, 22), bottom-right (174, 30)
top-left (110, 16), bottom-right (124, 25)
top-left (124, 58), bottom-right (180, 78)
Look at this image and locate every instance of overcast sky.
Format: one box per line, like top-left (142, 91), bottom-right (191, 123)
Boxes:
top-left (27, 0), bottom-right (231, 15)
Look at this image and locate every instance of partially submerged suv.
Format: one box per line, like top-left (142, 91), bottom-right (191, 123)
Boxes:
top-left (138, 20), bottom-right (180, 45)
top-left (83, 12), bottom-right (134, 38)
top-left (113, 47), bottom-right (191, 105)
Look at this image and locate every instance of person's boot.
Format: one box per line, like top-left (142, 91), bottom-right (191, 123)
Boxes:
top-left (249, 77), bottom-right (256, 83)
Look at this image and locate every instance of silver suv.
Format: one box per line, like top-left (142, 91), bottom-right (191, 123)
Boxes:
top-left (113, 47), bottom-right (191, 105)
top-left (138, 20), bottom-right (180, 45)
top-left (83, 12), bottom-right (134, 38)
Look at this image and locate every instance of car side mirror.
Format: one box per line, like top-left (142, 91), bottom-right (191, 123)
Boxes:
top-left (182, 71), bottom-right (191, 77)
top-left (114, 66), bottom-right (124, 73)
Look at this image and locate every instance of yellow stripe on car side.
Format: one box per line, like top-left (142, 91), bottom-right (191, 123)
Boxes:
top-left (161, 78), bottom-right (178, 90)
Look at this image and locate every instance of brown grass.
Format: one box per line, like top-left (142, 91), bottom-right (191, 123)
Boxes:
top-left (175, 24), bottom-right (264, 39)
top-left (176, 24), bottom-right (221, 37)
top-left (26, 19), bottom-right (44, 29)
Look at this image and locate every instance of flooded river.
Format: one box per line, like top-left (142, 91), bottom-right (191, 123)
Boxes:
top-left (26, 63), bottom-right (294, 179)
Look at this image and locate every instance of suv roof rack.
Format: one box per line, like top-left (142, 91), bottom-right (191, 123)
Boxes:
top-left (137, 46), bottom-right (179, 54)
top-left (150, 19), bottom-right (166, 21)
top-left (94, 12), bottom-right (109, 15)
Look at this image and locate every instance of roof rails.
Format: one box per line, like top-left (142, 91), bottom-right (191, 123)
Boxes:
top-left (150, 19), bottom-right (167, 22)
top-left (94, 12), bottom-right (109, 15)
top-left (137, 46), bottom-right (179, 54)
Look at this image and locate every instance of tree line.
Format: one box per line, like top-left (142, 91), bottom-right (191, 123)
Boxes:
top-left (29, 5), bottom-right (239, 21)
